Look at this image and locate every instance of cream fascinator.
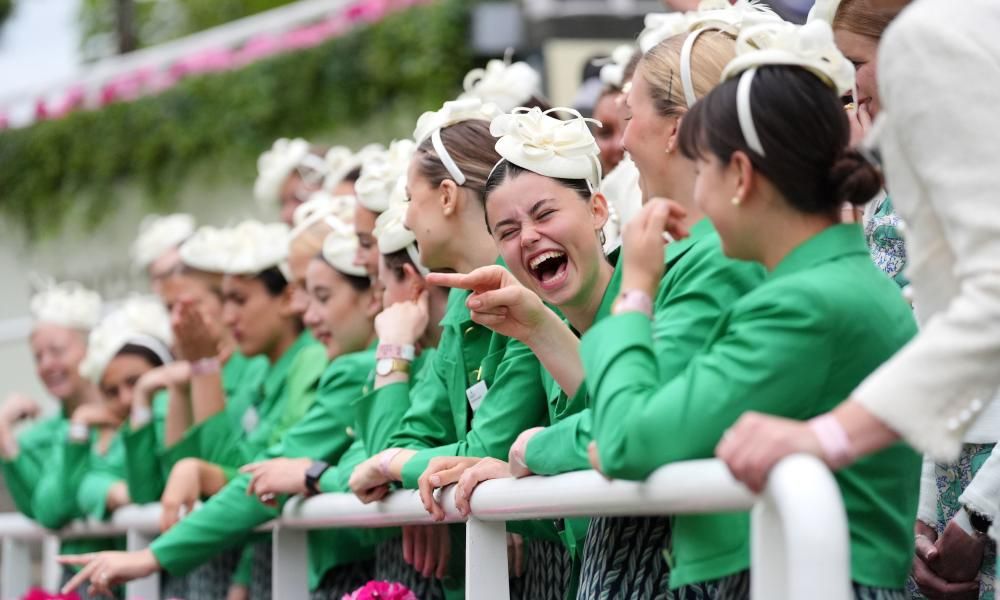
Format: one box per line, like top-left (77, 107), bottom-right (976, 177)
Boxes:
top-left (806, 0), bottom-right (842, 25)
top-left (178, 226), bottom-right (234, 273)
top-left (289, 192), bottom-right (357, 242)
top-left (373, 201), bottom-right (428, 276)
top-left (598, 45), bottom-right (639, 89)
top-left (30, 279), bottom-right (102, 331)
top-left (490, 107), bottom-right (603, 191)
top-left (459, 57), bottom-right (542, 113)
top-left (321, 144), bottom-right (385, 192)
top-left (320, 220), bottom-right (368, 278)
top-left (600, 155), bottom-right (643, 254)
top-left (721, 19), bottom-right (855, 157)
top-left (130, 213), bottom-right (196, 269)
top-left (215, 220), bottom-right (293, 280)
top-left (79, 295), bottom-right (173, 382)
top-left (254, 138), bottom-right (328, 208)
top-left (355, 139), bottom-right (416, 214)
top-left (413, 98), bottom-right (503, 187)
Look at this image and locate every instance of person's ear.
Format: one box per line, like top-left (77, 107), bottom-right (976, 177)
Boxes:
top-left (665, 111), bottom-right (687, 154)
top-left (363, 288), bottom-right (381, 320)
top-left (401, 263), bottom-right (423, 302)
top-left (440, 180), bottom-right (460, 217)
top-left (277, 284), bottom-right (298, 318)
top-left (590, 192), bottom-right (611, 232)
top-left (729, 151), bottom-right (756, 206)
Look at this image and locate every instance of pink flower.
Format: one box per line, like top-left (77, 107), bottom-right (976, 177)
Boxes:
top-left (21, 588), bottom-right (81, 600)
top-left (342, 580), bottom-right (418, 600)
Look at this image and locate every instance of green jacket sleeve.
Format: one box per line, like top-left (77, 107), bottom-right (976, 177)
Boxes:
top-left (0, 417), bottom-right (64, 518)
top-left (400, 339), bottom-right (547, 488)
top-left (122, 422), bottom-right (165, 504)
top-left (264, 344), bottom-right (328, 449)
top-left (150, 474), bottom-right (280, 576)
top-left (1, 452), bottom-right (43, 518)
top-left (386, 348), bottom-right (459, 452)
top-left (77, 471), bottom-right (120, 520)
top-left (523, 410), bottom-right (593, 475)
top-left (355, 350), bottom-right (434, 455)
top-left (317, 438), bottom-right (369, 493)
top-left (33, 440), bottom-right (90, 529)
top-left (583, 290), bottom-right (830, 480)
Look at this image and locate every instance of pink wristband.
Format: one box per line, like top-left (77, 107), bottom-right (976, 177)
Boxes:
top-left (808, 414), bottom-right (854, 469)
top-left (379, 448), bottom-right (403, 478)
top-left (190, 357), bottom-right (221, 376)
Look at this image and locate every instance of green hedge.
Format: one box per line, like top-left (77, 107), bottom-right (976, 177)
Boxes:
top-left (0, 0), bottom-right (471, 239)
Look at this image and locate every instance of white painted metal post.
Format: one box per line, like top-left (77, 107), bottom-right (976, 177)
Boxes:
top-left (42, 535), bottom-right (63, 592)
top-left (1, 537), bottom-right (33, 600)
top-left (125, 529), bottom-right (161, 600)
top-left (751, 455), bottom-right (852, 600)
top-left (465, 518), bottom-right (510, 600)
top-left (272, 526), bottom-right (310, 600)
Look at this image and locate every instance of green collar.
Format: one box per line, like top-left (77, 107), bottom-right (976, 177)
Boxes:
top-left (666, 217), bottom-right (716, 264)
top-left (262, 329), bottom-right (315, 399)
top-left (769, 224), bottom-right (869, 279)
top-left (439, 287), bottom-right (474, 328)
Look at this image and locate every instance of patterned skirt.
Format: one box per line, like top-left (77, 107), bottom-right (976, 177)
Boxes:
top-left (162, 548), bottom-right (242, 600)
top-left (309, 559), bottom-right (376, 600)
top-left (249, 540), bottom-right (273, 600)
top-left (673, 571), bottom-right (903, 600)
top-left (519, 537), bottom-right (575, 600)
top-left (576, 516), bottom-right (672, 600)
top-left (908, 443), bottom-right (997, 600)
top-left (374, 537), bottom-right (446, 600)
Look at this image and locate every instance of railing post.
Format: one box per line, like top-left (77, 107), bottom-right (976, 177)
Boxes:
top-left (272, 526), bottom-right (310, 600)
top-left (750, 455), bottom-right (852, 600)
top-left (126, 529), bottom-right (161, 600)
top-left (465, 518), bottom-right (510, 600)
top-left (1, 537), bottom-right (33, 600)
top-left (42, 535), bottom-right (63, 592)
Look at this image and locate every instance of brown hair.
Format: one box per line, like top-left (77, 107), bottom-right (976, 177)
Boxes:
top-left (413, 119), bottom-right (502, 199)
top-left (641, 30), bottom-right (737, 118)
top-left (832, 0), bottom-right (900, 40)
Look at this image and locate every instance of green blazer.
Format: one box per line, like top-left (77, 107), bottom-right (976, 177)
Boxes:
top-left (582, 224), bottom-right (921, 589)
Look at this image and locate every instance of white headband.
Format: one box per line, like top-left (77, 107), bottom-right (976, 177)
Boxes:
top-left (722, 20), bottom-right (855, 157)
top-left (414, 98), bottom-right (503, 188)
top-left (289, 192), bottom-right (357, 242)
top-left (490, 106), bottom-right (603, 191)
top-left (79, 296), bottom-right (173, 382)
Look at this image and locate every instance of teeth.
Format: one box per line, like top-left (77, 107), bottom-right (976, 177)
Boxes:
top-left (529, 251), bottom-right (565, 271)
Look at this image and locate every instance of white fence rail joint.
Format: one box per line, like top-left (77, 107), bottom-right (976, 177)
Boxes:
top-left (0, 456), bottom-right (851, 600)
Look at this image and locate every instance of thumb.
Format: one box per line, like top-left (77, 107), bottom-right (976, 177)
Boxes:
top-left (914, 534), bottom-right (938, 562)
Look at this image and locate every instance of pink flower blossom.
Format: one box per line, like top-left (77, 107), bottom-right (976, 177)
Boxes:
top-left (342, 580), bottom-right (418, 600)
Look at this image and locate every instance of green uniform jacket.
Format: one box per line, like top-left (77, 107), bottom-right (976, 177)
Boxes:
top-left (582, 224), bottom-right (921, 589)
top-left (526, 220), bottom-right (764, 476)
top-left (386, 287), bottom-right (547, 489)
top-left (2, 413), bottom-right (67, 519)
top-left (121, 352), bottom-right (268, 504)
top-left (150, 346), bottom-right (377, 591)
top-left (179, 332), bottom-right (326, 477)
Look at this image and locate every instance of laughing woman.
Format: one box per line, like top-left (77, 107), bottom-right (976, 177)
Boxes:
top-left (592, 20), bottom-right (920, 599)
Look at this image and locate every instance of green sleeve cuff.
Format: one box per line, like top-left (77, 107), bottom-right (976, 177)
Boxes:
top-left (122, 424), bottom-right (164, 504)
top-left (400, 444), bottom-right (457, 489)
top-left (356, 384), bottom-right (412, 455)
top-left (77, 471), bottom-right (119, 520)
top-left (317, 438), bottom-right (368, 493)
top-left (162, 426), bottom-right (203, 475)
top-left (1, 454), bottom-right (42, 517)
top-left (524, 411), bottom-right (593, 476)
top-left (221, 465), bottom-right (239, 482)
top-left (194, 410), bottom-right (251, 470)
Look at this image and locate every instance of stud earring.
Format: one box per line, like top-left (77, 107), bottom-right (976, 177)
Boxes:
top-left (731, 196), bottom-right (741, 206)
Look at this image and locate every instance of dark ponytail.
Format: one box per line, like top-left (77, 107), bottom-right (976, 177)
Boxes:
top-left (678, 66), bottom-right (881, 216)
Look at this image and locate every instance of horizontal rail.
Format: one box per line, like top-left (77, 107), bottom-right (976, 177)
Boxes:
top-left (0, 456), bottom-right (851, 600)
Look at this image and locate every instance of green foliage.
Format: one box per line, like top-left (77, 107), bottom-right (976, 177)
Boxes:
top-left (0, 0), bottom-right (11, 25)
top-left (0, 0), bottom-right (471, 239)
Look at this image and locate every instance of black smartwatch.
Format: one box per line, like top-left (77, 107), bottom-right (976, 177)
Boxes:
top-left (304, 460), bottom-right (330, 497)
top-left (966, 506), bottom-right (993, 535)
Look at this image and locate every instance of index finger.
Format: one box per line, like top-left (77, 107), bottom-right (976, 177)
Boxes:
top-left (426, 266), bottom-right (504, 293)
top-left (61, 559), bottom-right (98, 594)
top-left (58, 553), bottom-right (96, 565)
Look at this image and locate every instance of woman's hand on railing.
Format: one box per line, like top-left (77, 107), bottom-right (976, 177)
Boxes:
top-left (58, 548), bottom-right (159, 596)
top-left (241, 457), bottom-right (312, 506)
top-left (417, 456), bottom-right (483, 520)
top-left (401, 524), bottom-right (451, 580)
top-left (452, 458), bottom-right (513, 516)
top-left (715, 412), bottom-right (824, 493)
top-left (160, 458), bottom-right (202, 531)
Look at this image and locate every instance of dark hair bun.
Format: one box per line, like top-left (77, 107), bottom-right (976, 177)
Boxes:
top-left (830, 149), bottom-right (882, 207)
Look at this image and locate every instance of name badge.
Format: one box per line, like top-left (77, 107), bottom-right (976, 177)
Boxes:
top-left (242, 406), bottom-right (260, 433)
top-left (466, 380), bottom-right (488, 412)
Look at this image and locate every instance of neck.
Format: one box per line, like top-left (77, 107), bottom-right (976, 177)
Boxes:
top-left (561, 259), bottom-right (615, 334)
top-left (266, 327), bottom-right (300, 364)
top-left (449, 230), bottom-right (499, 274)
top-left (63, 382), bottom-right (101, 415)
top-left (648, 157), bottom-right (705, 229)
top-left (757, 213), bottom-right (837, 271)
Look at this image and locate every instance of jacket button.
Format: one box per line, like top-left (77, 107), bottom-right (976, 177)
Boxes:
top-left (960, 409), bottom-right (972, 423)
top-left (902, 286), bottom-right (914, 302)
top-left (947, 417), bottom-right (960, 431)
top-left (971, 399), bottom-right (984, 412)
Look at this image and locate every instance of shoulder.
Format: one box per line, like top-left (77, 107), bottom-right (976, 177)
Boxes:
top-left (660, 233), bottom-right (764, 297)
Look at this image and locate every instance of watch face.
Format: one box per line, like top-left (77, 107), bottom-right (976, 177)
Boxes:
top-left (376, 358), bottom-right (393, 376)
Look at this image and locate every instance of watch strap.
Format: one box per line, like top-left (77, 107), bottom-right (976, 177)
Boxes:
top-left (376, 343), bottom-right (416, 361)
top-left (304, 460), bottom-right (330, 496)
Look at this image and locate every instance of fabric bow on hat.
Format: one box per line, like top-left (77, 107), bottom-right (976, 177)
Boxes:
top-left (598, 45), bottom-right (638, 88)
top-left (219, 220), bottom-right (291, 276)
top-left (254, 138), bottom-right (315, 207)
top-left (689, 0), bottom-right (781, 33)
top-left (321, 225), bottom-right (367, 277)
top-left (130, 213), bottom-right (196, 269)
top-left (460, 58), bottom-right (541, 113)
top-left (179, 226), bottom-right (234, 274)
top-left (724, 19), bottom-right (855, 94)
top-left (491, 107), bottom-right (603, 189)
top-left (355, 140), bottom-right (416, 213)
top-left (413, 98), bottom-right (503, 144)
top-left (29, 279), bottom-right (102, 331)
top-left (638, 11), bottom-right (698, 53)
top-left (290, 192), bottom-right (357, 241)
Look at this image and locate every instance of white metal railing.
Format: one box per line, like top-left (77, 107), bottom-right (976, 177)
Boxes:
top-left (0, 456), bottom-right (852, 600)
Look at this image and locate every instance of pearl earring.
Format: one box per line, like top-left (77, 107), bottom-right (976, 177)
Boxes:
top-left (731, 196), bottom-right (741, 206)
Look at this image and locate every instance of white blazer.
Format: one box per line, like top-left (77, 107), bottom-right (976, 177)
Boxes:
top-left (853, 0), bottom-right (1000, 463)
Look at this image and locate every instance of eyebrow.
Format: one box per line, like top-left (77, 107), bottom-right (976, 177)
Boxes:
top-left (493, 198), bottom-right (553, 231)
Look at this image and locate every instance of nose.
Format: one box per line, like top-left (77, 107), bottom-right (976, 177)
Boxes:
top-left (520, 223), bottom-right (541, 248)
top-left (302, 300), bottom-right (321, 329)
top-left (119, 384), bottom-right (134, 409)
top-left (290, 286), bottom-right (309, 315)
top-left (353, 246), bottom-right (366, 267)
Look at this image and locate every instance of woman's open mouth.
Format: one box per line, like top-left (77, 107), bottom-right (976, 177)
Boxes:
top-left (527, 250), bottom-right (569, 292)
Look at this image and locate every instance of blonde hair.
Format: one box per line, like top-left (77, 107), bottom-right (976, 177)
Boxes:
top-left (289, 219), bottom-right (334, 261)
top-left (833, 0), bottom-right (899, 40)
top-left (640, 30), bottom-right (737, 118)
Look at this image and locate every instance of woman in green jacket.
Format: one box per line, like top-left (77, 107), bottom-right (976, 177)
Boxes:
top-left (587, 21), bottom-right (920, 599)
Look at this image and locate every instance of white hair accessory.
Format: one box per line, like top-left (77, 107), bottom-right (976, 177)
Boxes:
top-left (806, 0), bottom-right (842, 24)
top-left (218, 220), bottom-right (292, 279)
top-left (320, 226), bottom-right (368, 278)
top-left (289, 192), bottom-right (357, 241)
top-left (254, 138), bottom-right (326, 208)
top-left (179, 226), bottom-right (233, 273)
top-left (30, 280), bottom-right (103, 331)
top-left (722, 20), bottom-right (856, 157)
top-left (638, 11), bottom-right (698, 53)
top-left (598, 45), bottom-right (638, 89)
top-left (600, 154), bottom-right (643, 253)
top-left (355, 139), bottom-right (416, 213)
top-left (374, 202), bottom-right (428, 276)
top-left (413, 98), bottom-right (503, 186)
top-left (490, 107), bottom-right (603, 191)
top-left (130, 213), bottom-right (196, 269)
top-left (79, 296), bottom-right (173, 382)
top-left (320, 146), bottom-right (359, 193)
top-left (459, 58), bottom-right (542, 113)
